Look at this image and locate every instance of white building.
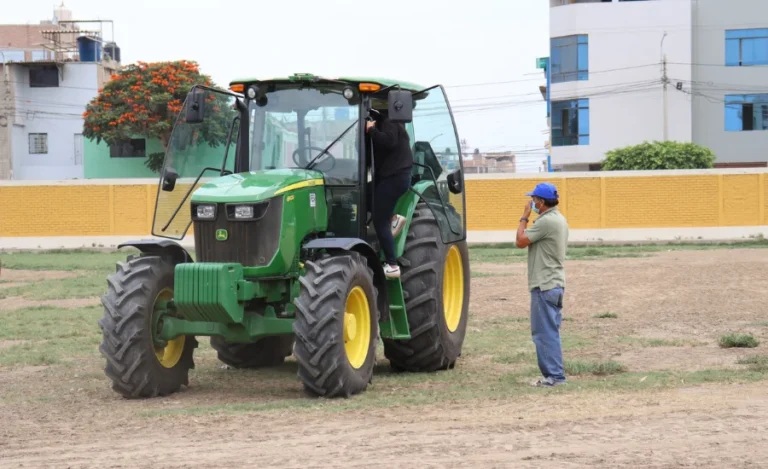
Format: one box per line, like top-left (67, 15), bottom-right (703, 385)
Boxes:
top-left (548, 0), bottom-right (768, 171)
top-left (0, 4), bottom-right (119, 180)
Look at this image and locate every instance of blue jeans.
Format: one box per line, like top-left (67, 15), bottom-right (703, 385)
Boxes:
top-left (530, 287), bottom-right (565, 382)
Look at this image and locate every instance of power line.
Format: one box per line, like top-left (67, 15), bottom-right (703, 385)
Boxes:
top-left (435, 81), bottom-right (661, 111)
top-left (447, 79), bottom-right (660, 104)
top-left (13, 99), bottom-right (89, 110)
top-left (668, 61), bottom-right (768, 68)
top-left (1, 82), bottom-right (668, 122)
top-left (3, 79), bottom-right (102, 92)
top-left (445, 63), bottom-right (662, 89)
top-left (671, 78), bottom-right (768, 92)
top-left (433, 82), bottom-right (662, 116)
top-left (3, 62), bottom-right (655, 96)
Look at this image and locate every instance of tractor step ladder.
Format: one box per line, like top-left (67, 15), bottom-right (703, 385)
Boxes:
top-left (379, 277), bottom-right (411, 339)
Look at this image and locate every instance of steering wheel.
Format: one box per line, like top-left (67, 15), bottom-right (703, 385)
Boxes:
top-left (292, 147), bottom-right (337, 170)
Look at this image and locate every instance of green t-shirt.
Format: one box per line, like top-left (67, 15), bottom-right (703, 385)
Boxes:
top-left (525, 207), bottom-right (569, 292)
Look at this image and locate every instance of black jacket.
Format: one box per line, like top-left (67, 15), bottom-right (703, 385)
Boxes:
top-left (369, 117), bottom-right (413, 179)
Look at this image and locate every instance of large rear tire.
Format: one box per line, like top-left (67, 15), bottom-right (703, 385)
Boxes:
top-left (98, 256), bottom-right (197, 398)
top-left (210, 335), bottom-right (294, 369)
top-left (383, 203), bottom-right (470, 372)
top-left (293, 252), bottom-right (378, 397)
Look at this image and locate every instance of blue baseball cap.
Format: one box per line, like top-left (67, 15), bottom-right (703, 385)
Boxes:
top-left (526, 182), bottom-right (559, 199)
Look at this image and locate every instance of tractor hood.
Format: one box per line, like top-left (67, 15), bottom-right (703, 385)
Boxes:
top-left (191, 168), bottom-right (324, 203)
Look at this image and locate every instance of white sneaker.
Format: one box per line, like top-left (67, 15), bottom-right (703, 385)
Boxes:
top-left (383, 264), bottom-right (401, 279)
top-left (391, 215), bottom-right (406, 237)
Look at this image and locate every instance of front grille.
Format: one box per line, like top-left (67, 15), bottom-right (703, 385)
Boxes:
top-left (194, 197), bottom-right (283, 266)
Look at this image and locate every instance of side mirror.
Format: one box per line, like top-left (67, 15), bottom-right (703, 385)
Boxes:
top-left (387, 89), bottom-right (413, 123)
top-left (447, 169), bottom-right (463, 194)
top-left (185, 89), bottom-right (205, 123)
top-left (162, 167), bottom-right (178, 192)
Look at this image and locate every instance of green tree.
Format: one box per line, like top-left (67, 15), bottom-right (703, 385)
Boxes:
top-left (82, 60), bottom-right (234, 173)
top-left (601, 141), bottom-right (716, 171)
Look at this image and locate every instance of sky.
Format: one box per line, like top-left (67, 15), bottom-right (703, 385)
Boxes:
top-left (6, 0), bottom-right (551, 172)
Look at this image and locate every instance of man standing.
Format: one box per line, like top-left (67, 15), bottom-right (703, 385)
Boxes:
top-left (515, 182), bottom-right (569, 387)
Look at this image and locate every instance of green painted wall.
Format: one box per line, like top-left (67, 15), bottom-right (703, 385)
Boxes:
top-left (84, 138), bottom-right (235, 179)
top-left (84, 139), bottom-right (159, 179)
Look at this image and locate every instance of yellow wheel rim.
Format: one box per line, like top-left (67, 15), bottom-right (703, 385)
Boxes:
top-left (153, 288), bottom-right (185, 369)
top-left (443, 245), bottom-right (464, 333)
top-left (343, 286), bottom-right (371, 369)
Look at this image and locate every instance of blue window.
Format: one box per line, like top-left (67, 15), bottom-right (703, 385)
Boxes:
top-left (551, 35), bottom-right (588, 83)
top-left (31, 50), bottom-right (48, 62)
top-left (0, 50), bottom-right (25, 63)
top-left (552, 99), bottom-right (589, 146)
top-left (725, 94), bottom-right (768, 131)
top-left (725, 29), bottom-right (768, 66)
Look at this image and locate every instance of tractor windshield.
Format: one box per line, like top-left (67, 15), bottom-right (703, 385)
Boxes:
top-left (152, 87), bottom-right (240, 239)
top-left (249, 84), bottom-right (361, 185)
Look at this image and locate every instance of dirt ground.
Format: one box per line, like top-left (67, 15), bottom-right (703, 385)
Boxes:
top-left (1, 249), bottom-right (768, 468)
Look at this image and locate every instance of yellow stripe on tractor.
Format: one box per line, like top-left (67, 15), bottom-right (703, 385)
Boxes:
top-left (275, 178), bottom-right (325, 195)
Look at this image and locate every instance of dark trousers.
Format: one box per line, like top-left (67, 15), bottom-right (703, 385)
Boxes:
top-left (369, 170), bottom-right (411, 265)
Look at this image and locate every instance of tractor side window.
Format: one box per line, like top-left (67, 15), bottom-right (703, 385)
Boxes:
top-left (410, 86), bottom-right (465, 243)
top-left (152, 89), bottom-right (240, 240)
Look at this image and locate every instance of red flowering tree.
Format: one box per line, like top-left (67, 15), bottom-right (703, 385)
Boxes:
top-left (83, 60), bottom-right (234, 173)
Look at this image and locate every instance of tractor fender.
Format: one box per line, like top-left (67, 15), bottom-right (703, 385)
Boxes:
top-left (117, 239), bottom-right (193, 265)
top-left (302, 238), bottom-right (389, 321)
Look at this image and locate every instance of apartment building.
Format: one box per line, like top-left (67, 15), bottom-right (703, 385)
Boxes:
top-left (0, 4), bottom-right (120, 180)
top-left (547, 0), bottom-right (768, 171)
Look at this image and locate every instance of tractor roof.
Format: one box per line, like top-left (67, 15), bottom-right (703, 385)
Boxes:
top-left (229, 74), bottom-right (425, 93)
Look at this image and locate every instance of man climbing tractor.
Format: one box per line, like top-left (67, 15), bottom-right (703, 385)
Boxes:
top-left (97, 74), bottom-right (470, 399)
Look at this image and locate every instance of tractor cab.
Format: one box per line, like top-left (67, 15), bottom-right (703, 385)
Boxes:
top-left (153, 74), bottom-right (465, 249)
top-left (99, 74), bottom-right (470, 400)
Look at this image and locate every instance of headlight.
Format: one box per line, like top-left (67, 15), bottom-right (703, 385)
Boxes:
top-left (234, 205), bottom-right (254, 219)
top-left (225, 202), bottom-right (270, 221)
top-left (196, 204), bottom-right (216, 220)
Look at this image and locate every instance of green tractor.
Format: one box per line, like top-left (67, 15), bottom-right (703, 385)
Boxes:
top-left (98, 74), bottom-right (470, 398)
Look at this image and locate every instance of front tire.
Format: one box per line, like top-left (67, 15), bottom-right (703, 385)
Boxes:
top-left (383, 203), bottom-right (470, 372)
top-left (210, 335), bottom-right (294, 369)
top-left (98, 256), bottom-right (197, 398)
top-left (293, 252), bottom-right (378, 397)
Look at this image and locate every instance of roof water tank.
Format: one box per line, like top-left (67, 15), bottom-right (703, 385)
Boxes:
top-left (77, 36), bottom-right (101, 62)
top-left (103, 42), bottom-right (121, 63)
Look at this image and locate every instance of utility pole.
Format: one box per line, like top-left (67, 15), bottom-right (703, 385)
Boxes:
top-left (661, 32), bottom-right (669, 141)
top-left (662, 55), bottom-right (669, 141)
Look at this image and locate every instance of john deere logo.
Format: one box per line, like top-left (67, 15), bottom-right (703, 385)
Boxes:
top-left (215, 229), bottom-right (228, 241)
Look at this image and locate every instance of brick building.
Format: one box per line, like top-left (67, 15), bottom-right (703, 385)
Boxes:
top-left (463, 149), bottom-right (517, 174)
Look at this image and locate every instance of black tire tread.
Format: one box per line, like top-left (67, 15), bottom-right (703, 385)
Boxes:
top-left (383, 202), bottom-right (468, 372)
top-left (98, 255), bottom-right (197, 399)
top-left (292, 252), bottom-right (378, 397)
